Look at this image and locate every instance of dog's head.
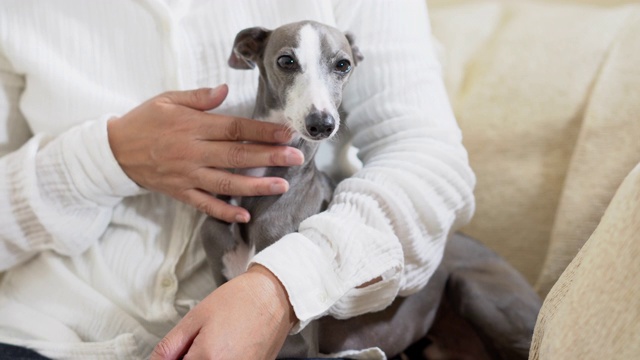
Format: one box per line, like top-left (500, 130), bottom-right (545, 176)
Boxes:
top-left (229, 21), bottom-right (363, 142)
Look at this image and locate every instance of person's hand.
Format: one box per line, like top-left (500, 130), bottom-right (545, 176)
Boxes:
top-left (107, 84), bottom-right (303, 223)
top-left (151, 264), bottom-right (297, 360)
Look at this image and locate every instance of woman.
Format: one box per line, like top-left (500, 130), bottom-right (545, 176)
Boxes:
top-left (0, 0), bottom-right (475, 358)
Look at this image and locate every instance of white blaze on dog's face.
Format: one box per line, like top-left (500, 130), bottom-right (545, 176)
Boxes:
top-left (228, 21), bottom-right (363, 142)
top-left (281, 25), bottom-right (343, 141)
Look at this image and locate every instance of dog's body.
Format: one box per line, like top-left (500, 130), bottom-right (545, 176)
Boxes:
top-left (201, 141), bottom-right (334, 286)
top-left (201, 20), bottom-right (353, 286)
top-left (201, 21), bottom-right (541, 359)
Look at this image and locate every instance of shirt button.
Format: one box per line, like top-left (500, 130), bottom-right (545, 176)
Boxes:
top-left (161, 277), bottom-right (173, 288)
top-left (318, 292), bottom-right (328, 303)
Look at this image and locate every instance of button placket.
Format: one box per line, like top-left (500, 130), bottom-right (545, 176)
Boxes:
top-left (141, 0), bottom-right (191, 90)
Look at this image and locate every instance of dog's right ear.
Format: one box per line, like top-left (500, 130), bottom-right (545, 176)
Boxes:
top-left (228, 27), bottom-right (272, 70)
top-left (345, 32), bottom-right (364, 66)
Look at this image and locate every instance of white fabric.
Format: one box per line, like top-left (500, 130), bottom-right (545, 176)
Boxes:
top-left (0, 0), bottom-right (475, 358)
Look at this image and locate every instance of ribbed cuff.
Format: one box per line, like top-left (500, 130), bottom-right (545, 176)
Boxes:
top-left (251, 232), bottom-right (343, 333)
top-left (60, 115), bottom-right (146, 206)
top-left (251, 215), bottom-right (404, 333)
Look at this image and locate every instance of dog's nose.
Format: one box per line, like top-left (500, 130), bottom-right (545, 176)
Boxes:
top-left (305, 111), bottom-right (335, 140)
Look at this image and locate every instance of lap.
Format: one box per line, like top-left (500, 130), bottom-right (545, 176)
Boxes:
top-left (0, 343), bottom-right (50, 360)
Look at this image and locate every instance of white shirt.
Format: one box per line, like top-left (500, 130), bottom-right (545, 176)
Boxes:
top-left (0, 0), bottom-right (475, 358)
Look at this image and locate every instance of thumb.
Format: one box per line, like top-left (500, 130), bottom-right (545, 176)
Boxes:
top-left (163, 84), bottom-right (229, 111)
top-left (150, 321), bottom-right (197, 360)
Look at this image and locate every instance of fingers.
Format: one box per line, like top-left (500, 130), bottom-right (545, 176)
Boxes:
top-left (180, 167), bottom-right (291, 222)
top-left (160, 85), bottom-right (230, 112)
top-left (196, 114), bottom-right (294, 144)
top-left (159, 86), bottom-right (294, 145)
top-left (195, 141), bottom-right (304, 169)
top-left (194, 167), bottom-right (289, 196)
top-left (115, 86), bottom-right (304, 223)
top-left (181, 189), bottom-right (252, 223)
top-left (150, 316), bottom-right (198, 360)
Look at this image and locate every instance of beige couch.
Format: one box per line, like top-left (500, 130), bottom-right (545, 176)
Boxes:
top-left (428, 0), bottom-right (640, 357)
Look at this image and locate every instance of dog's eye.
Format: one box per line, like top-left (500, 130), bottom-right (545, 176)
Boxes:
top-left (277, 55), bottom-right (297, 70)
top-left (335, 59), bottom-right (351, 73)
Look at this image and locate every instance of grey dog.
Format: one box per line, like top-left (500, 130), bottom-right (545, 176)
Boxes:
top-left (201, 20), bottom-right (541, 359)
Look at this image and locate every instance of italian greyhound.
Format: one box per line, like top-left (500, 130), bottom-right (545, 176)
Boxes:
top-left (200, 21), bottom-right (541, 359)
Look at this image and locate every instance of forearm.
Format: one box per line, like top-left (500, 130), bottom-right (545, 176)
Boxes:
top-left (328, 0), bottom-right (476, 298)
top-left (0, 116), bottom-right (144, 270)
top-left (253, 0), bottom-right (475, 330)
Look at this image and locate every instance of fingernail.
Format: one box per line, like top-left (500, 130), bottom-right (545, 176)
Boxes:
top-left (235, 213), bottom-right (250, 223)
top-left (285, 149), bottom-right (304, 165)
top-left (270, 181), bottom-right (289, 194)
top-left (207, 84), bottom-right (227, 97)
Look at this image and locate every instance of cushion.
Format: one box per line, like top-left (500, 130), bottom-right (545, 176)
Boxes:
top-left (429, 0), bottom-right (640, 295)
top-left (531, 161), bottom-right (640, 359)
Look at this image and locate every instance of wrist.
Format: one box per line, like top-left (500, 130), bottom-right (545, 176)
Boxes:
top-left (106, 116), bottom-right (139, 186)
top-left (246, 264), bottom-right (297, 331)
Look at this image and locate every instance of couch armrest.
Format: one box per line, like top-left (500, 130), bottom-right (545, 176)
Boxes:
top-left (530, 161), bottom-right (640, 359)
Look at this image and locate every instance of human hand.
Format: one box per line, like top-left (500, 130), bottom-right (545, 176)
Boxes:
top-left (107, 85), bottom-right (303, 223)
top-left (151, 264), bottom-right (296, 360)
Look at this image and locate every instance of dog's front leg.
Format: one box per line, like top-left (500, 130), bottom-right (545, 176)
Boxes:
top-left (200, 213), bottom-right (239, 286)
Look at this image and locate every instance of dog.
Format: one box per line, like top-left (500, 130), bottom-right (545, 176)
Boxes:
top-left (200, 20), bottom-right (541, 359)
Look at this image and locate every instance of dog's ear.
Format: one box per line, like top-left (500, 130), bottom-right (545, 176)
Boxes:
top-left (228, 27), bottom-right (272, 70)
top-left (345, 32), bottom-right (364, 66)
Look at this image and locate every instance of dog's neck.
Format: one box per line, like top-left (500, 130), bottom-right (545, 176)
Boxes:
top-left (231, 80), bottom-right (328, 222)
top-left (241, 132), bottom-right (320, 186)
top-left (230, 87), bottom-right (334, 258)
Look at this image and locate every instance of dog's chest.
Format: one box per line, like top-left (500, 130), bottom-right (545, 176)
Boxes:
top-left (237, 167), bottom-right (268, 178)
top-left (221, 239), bottom-right (256, 280)
top-left (218, 167), bottom-right (334, 282)
top-left (220, 196), bottom-right (298, 280)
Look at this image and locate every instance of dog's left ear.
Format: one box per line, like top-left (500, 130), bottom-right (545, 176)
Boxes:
top-left (345, 32), bottom-right (364, 66)
top-left (228, 27), bottom-right (272, 70)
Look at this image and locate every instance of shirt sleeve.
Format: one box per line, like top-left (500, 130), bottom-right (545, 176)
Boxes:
top-left (252, 0), bottom-right (476, 332)
top-left (0, 51), bottom-right (145, 271)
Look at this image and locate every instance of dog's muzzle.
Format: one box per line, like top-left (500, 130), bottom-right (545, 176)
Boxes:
top-left (305, 110), bottom-right (335, 140)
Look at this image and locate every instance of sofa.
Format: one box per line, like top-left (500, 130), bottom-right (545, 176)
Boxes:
top-left (427, 0), bottom-right (640, 357)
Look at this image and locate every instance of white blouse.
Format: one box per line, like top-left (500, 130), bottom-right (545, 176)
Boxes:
top-left (0, 0), bottom-right (475, 358)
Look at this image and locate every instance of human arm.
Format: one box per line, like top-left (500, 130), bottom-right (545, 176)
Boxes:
top-left (151, 264), bottom-right (296, 360)
top-left (107, 84), bottom-right (304, 223)
top-left (0, 57), bottom-right (302, 271)
top-left (151, 1), bottom-right (475, 358)
top-left (0, 50), bottom-right (143, 270)
top-left (252, 0), bottom-right (476, 329)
